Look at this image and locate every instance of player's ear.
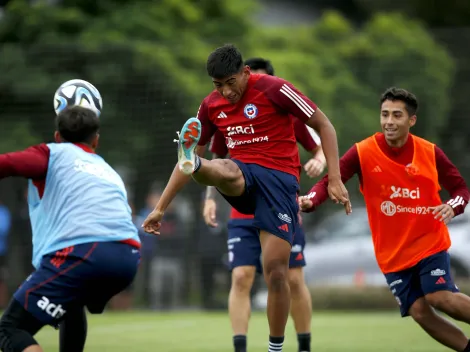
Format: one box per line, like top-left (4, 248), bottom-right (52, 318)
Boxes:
top-left (243, 65), bottom-right (250, 76)
top-left (91, 133), bottom-right (100, 149)
top-left (409, 115), bottom-right (417, 128)
top-left (54, 131), bottom-right (62, 143)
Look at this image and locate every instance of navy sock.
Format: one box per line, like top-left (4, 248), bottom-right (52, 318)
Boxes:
top-left (233, 335), bottom-right (247, 352)
top-left (269, 336), bottom-right (284, 352)
top-left (297, 333), bottom-right (310, 352)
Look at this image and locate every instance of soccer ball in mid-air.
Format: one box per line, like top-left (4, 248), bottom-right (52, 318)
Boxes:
top-left (53, 79), bottom-right (103, 116)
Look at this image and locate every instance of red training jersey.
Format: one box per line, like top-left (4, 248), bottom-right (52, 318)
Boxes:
top-left (197, 73), bottom-right (318, 181)
top-left (209, 116), bottom-right (320, 157)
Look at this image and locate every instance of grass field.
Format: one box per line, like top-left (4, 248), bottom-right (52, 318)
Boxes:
top-left (33, 310), bottom-right (462, 351)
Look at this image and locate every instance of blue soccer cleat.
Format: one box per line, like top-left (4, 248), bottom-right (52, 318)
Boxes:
top-left (174, 117), bottom-right (202, 175)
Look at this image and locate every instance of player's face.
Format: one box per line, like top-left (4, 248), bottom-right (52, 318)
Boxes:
top-left (380, 100), bottom-right (416, 144)
top-left (212, 66), bottom-right (250, 104)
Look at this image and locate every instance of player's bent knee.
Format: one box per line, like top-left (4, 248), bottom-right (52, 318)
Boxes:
top-left (408, 298), bottom-right (435, 324)
top-left (211, 159), bottom-right (245, 196)
top-left (232, 267), bottom-right (255, 292)
top-left (0, 325), bottom-right (38, 352)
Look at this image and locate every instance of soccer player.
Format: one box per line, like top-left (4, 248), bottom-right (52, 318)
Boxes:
top-left (142, 44), bottom-right (350, 352)
top-left (0, 106), bottom-right (141, 352)
top-left (299, 87), bottom-right (470, 352)
top-left (203, 57), bottom-right (325, 352)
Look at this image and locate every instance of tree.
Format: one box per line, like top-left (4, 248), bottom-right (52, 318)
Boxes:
top-left (249, 11), bottom-right (454, 193)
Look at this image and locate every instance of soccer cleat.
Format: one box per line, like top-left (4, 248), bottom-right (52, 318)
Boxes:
top-left (175, 117), bottom-right (201, 175)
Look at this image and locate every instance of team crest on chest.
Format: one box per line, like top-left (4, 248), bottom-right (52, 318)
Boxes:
top-left (243, 104), bottom-right (258, 119)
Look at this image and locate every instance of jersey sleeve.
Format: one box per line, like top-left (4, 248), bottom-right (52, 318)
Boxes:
top-left (260, 76), bottom-right (318, 122)
top-left (209, 130), bottom-right (228, 157)
top-left (196, 98), bottom-right (217, 146)
top-left (293, 117), bottom-right (320, 151)
top-left (435, 146), bottom-right (469, 216)
top-left (0, 144), bottom-right (50, 179)
top-left (303, 144), bottom-right (361, 212)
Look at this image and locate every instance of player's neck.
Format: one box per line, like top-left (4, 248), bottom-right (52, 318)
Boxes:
top-left (385, 133), bottom-right (409, 149)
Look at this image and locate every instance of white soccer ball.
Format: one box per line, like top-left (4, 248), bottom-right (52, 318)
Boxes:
top-left (53, 79), bottom-right (103, 116)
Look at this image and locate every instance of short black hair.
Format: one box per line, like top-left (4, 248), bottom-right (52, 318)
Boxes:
top-left (244, 57), bottom-right (275, 76)
top-left (206, 44), bottom-right (244, 79)
top-left (55, 106), bottom-right (100, 144)
top-left (380, 87), bottom-right (418, 116)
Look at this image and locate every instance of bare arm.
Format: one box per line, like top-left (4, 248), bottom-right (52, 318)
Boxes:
top-left (264, 77), bottom-right (342, 182)
top-left (305, 109), bottom-right (340, 180)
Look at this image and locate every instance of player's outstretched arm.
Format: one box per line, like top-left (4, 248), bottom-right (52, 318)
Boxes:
top-left (300, 144), bottom-right (361, 214)
top-left (0, 144), bottom-right (49, 180)
top-left (142, 145), bottom-right (207, 235)
top-left (431, 146), bottom-right (470, 224)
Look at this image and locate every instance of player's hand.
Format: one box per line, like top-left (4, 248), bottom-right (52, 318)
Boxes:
top-left (298, 196), bottom-right (314, 211)
top-left (142, 209), bottom-right (165, 235)
top-left (203, 199), bottom-right (218, 227)
top-left (328, 177), bottom-right (352, 215)
top-left (431, 204), bottom-right (455, 224)
top-left (304, 158), bottom-right (325, 178)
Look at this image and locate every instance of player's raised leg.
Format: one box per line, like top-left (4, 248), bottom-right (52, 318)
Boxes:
top-left (177, 117), bottom-right (245, 197)
top-left (288, 267), bottom-right (312, 352)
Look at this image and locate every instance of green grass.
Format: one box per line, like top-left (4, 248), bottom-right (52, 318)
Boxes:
top-left (35, 311), bottom-right (460, 351)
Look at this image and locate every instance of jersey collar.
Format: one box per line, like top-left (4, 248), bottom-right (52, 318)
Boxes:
top-left (73, 143), bottom-right (95, 154)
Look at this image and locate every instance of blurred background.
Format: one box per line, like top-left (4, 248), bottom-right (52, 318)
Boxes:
top-left (0, 0), bottom-right (469, 349)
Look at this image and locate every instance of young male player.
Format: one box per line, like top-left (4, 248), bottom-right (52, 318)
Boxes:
top-left (142, 44), bottom-right (349, 352)
top-left (203, 57), bottom-right (325, 352)
top-left (299, 87), bottom-right (470, 352)
top-left (0, 106), bottom-right (141, 352)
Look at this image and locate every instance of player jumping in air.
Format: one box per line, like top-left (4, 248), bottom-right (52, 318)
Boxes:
top-left (203, 57), bottom-right (325, 352)
top-left (142, 44), bottom-right (350, 352)
top-left (0, 106), bottom-right (141, 352)
top-left (300, 87), bottom-right (470, 352)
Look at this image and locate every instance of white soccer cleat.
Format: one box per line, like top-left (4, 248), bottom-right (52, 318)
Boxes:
top-left (176, 117), bottom-right (202, 175)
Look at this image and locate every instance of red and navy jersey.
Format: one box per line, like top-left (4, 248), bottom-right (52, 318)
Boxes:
top-left (197, 74), bottom-right (318, 180)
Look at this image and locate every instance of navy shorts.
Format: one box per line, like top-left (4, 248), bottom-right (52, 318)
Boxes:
top-left (227, 219), bottom-right (306, 273)
top-left (14, 241), bottom-right (140, 327)
top-left (384, 251), bottom-right (458, 317)
top-left (220, 160), bottom-right (300, 244)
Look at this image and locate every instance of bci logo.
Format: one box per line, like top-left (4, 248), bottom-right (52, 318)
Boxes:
top-left (390, 186), bottom-right (420, 199)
